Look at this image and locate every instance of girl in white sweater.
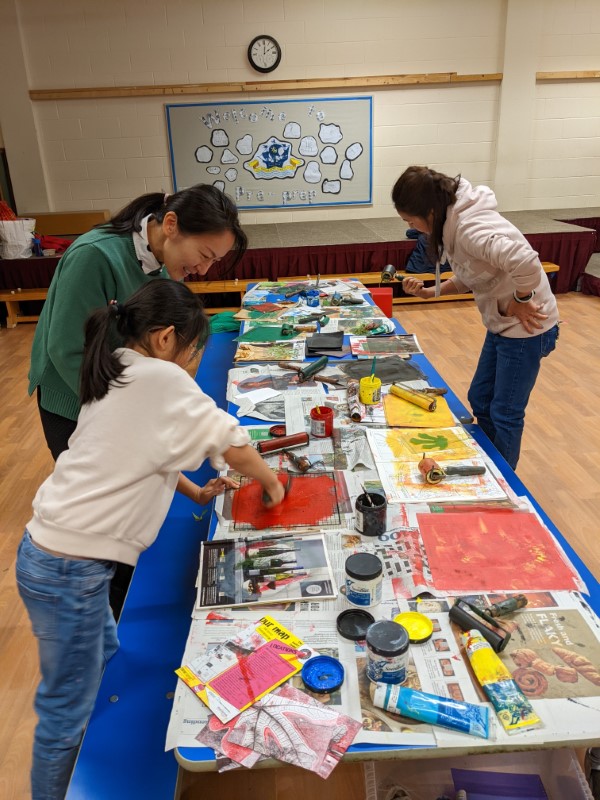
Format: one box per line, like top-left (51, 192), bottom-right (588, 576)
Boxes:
top-left (16, 279), bottom-right (283, 800)
top-left (392, 166), bottom-right (559, 470)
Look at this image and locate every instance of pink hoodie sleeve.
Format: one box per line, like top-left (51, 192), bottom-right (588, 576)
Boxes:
top-left (459, 219), bottom-right (542, 294)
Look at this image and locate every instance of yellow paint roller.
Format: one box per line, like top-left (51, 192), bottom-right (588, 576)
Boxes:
top-left (389, 383), bottom-right (437, 412)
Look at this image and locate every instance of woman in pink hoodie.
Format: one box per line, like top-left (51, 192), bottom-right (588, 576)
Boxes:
top-left (392, 166), bottom-right (559, 470)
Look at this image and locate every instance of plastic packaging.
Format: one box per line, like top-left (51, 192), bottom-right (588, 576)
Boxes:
top-left (344, 553), bottom-right (383, 608)
top-left (462, 629), bottom-right (542, 735)
top-left (359, 375), bottom-right (382, 404)
top-left (336, 608), bottom-right (375, 641)
top-left (310, 405), bottom-right (333, 437)
top-left (306, 289), bottom-right (320, 307)
top-left (366, 620), bottom-right (409, 684)
top-left (363, 748), bottom-right (593, 800)
top-left (302, 655), bottom-right (345, 694)
top-left (355, 492), bottom-right (387, 537)
top-left (372, 682), bottom-right (489, 739)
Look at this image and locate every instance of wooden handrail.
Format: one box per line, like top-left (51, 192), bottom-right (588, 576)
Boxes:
top-left (536, 70), bottom-right (600, 81)
top-left (29, 72), bottom-right (502, 102)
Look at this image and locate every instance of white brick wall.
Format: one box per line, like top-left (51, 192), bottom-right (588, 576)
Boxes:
top-left (5, 0), bottom-right (598, 216)
top-left (528, 0), bottom-right (600, 210)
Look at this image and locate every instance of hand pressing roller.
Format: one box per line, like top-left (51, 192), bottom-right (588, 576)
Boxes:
top-left (418, 455), bottom-right (486, 484)
top-left (262, 473), bottom-right (292, 505)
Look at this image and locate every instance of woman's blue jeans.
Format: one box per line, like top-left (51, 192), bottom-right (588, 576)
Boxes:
top-left (467, 325), bottom-right (559, 470)
top-left (16, 531), bottom-right (118, 800)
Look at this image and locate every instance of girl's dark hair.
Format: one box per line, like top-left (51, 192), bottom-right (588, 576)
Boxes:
top-left (100, 184), bottom-right (248, 271)
top-left (391, 166), bottom-right (460, 262)
top-left (80, 280), bottom-right (210, 404)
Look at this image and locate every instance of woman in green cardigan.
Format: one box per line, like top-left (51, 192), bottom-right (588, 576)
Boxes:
top-left (30, 184), bottom-right (246, 459)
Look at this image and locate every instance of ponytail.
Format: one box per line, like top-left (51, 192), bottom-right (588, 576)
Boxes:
top-left (99, 184), bottom-right (248, 271)
top-left (391, 166), bottom-right (460, 262)
top-left (80, 302), bottom-right (129, 405)
top-left (80, 280), bottom-right (210, 404)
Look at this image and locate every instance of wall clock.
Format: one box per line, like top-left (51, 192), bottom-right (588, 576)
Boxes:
top-left (248, 35), bottom-right (282, 74)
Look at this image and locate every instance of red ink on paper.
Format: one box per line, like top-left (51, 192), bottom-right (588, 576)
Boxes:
top-left (232, 473), bottom-right (338, 530)
top-left (417, 511), bottom-right (580, 592)
top-left (209, 640), bottom-right (298, 708)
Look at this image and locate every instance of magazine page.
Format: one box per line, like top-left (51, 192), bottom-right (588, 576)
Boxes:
top-left (195, 534), bottom-right (337, 610)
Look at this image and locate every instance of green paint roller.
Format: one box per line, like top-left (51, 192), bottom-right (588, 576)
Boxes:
top-left (298, 355), bottom-right (328, 382)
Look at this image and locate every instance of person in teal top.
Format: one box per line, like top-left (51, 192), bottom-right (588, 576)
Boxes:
top-left (28, 185), bottom-right (248, 616)
top-left (29, 184), bottom-right (247, 456)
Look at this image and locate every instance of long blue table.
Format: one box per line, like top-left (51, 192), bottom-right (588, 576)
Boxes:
top-left (68, 323), bottom-right (600, 796)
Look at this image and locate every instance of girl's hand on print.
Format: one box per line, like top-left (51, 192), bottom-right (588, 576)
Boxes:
top-left (261, 479), bottom-right (285, 508)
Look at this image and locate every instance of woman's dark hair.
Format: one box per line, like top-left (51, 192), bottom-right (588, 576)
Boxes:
top-left (80, 280), bottom-right (210, 404)
top-left (100, 184), bottom-right (247, 271)
top-left (391, 166), bottom-right (460, 262)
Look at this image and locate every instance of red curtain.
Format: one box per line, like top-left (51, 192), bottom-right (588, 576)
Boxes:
top-left (1, 229), bottom-right (596, 297)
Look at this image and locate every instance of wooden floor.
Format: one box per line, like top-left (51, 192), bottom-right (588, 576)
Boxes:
top-left (0, 293), bottom-right (598, 799)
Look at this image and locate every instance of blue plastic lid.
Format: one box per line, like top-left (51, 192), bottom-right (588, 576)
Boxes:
top-left (301, 655), bottom-right (345, 694)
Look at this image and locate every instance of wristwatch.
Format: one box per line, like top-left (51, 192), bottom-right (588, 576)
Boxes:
top-left (513, 290), bottom-right (535, 303)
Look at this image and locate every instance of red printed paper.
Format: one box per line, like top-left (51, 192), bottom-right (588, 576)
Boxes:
top-left (417, 511), bottom-right (581, 592)
top-left (209, 640), bottom-right (299, 708)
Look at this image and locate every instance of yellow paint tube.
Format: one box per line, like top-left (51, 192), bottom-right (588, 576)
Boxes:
top-left (462, 630), bottom-right (542, 735)
top-left (389, 383), bottom-right (437, 412)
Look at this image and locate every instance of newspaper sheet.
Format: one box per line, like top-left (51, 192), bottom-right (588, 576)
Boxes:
top-left (376, 457), bottom-right (508, 505)
top-left (226, 363), bottom-right (346, 405)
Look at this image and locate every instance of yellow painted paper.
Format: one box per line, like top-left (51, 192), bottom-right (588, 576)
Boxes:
top-left (383, 393), bottom-right (455, 428)
top-left (383, 427), bottom-right (479, 461)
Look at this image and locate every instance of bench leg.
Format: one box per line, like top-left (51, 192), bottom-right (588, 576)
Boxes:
top-left (5, 300), bottom-right (20, 328)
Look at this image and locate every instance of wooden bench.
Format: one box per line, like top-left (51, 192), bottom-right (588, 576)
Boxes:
top-left (183, 263), bottom-right (560, 309)
top-left (0, 210), bottom-right (112, 327)
top-left (19, 209), bottom-right (110, 237)
top-left (0, 264), bottom-right (560, 327)
top-left (388, 262), bottom-right (560, 304)
top-left (0, 288), bottom-right (51, 327)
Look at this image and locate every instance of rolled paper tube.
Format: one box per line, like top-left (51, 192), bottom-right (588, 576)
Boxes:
top-left (256, 432), bottom-right (309, 455)
top-left (389, 384), bottom-right (437, 412)
top-left (347, 379), bottom-right (363, 422)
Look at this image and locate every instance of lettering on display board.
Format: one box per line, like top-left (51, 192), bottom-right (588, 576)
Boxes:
top-left (166, 97), bottom-right (372, 209)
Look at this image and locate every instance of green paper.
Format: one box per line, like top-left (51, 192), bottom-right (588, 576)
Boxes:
top-left (235, 325), bottom-right (299, 343)
top-left (209, 312), bottom-right (241, 333)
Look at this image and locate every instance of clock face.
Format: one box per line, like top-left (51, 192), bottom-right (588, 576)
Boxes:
top-left (248, 35), bottom-right (282, 74)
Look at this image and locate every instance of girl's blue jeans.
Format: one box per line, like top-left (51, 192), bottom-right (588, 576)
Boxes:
top-left (467, 325), bottom-right (559, 471)
top-left (16, 531), bottom-right (119, 800)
